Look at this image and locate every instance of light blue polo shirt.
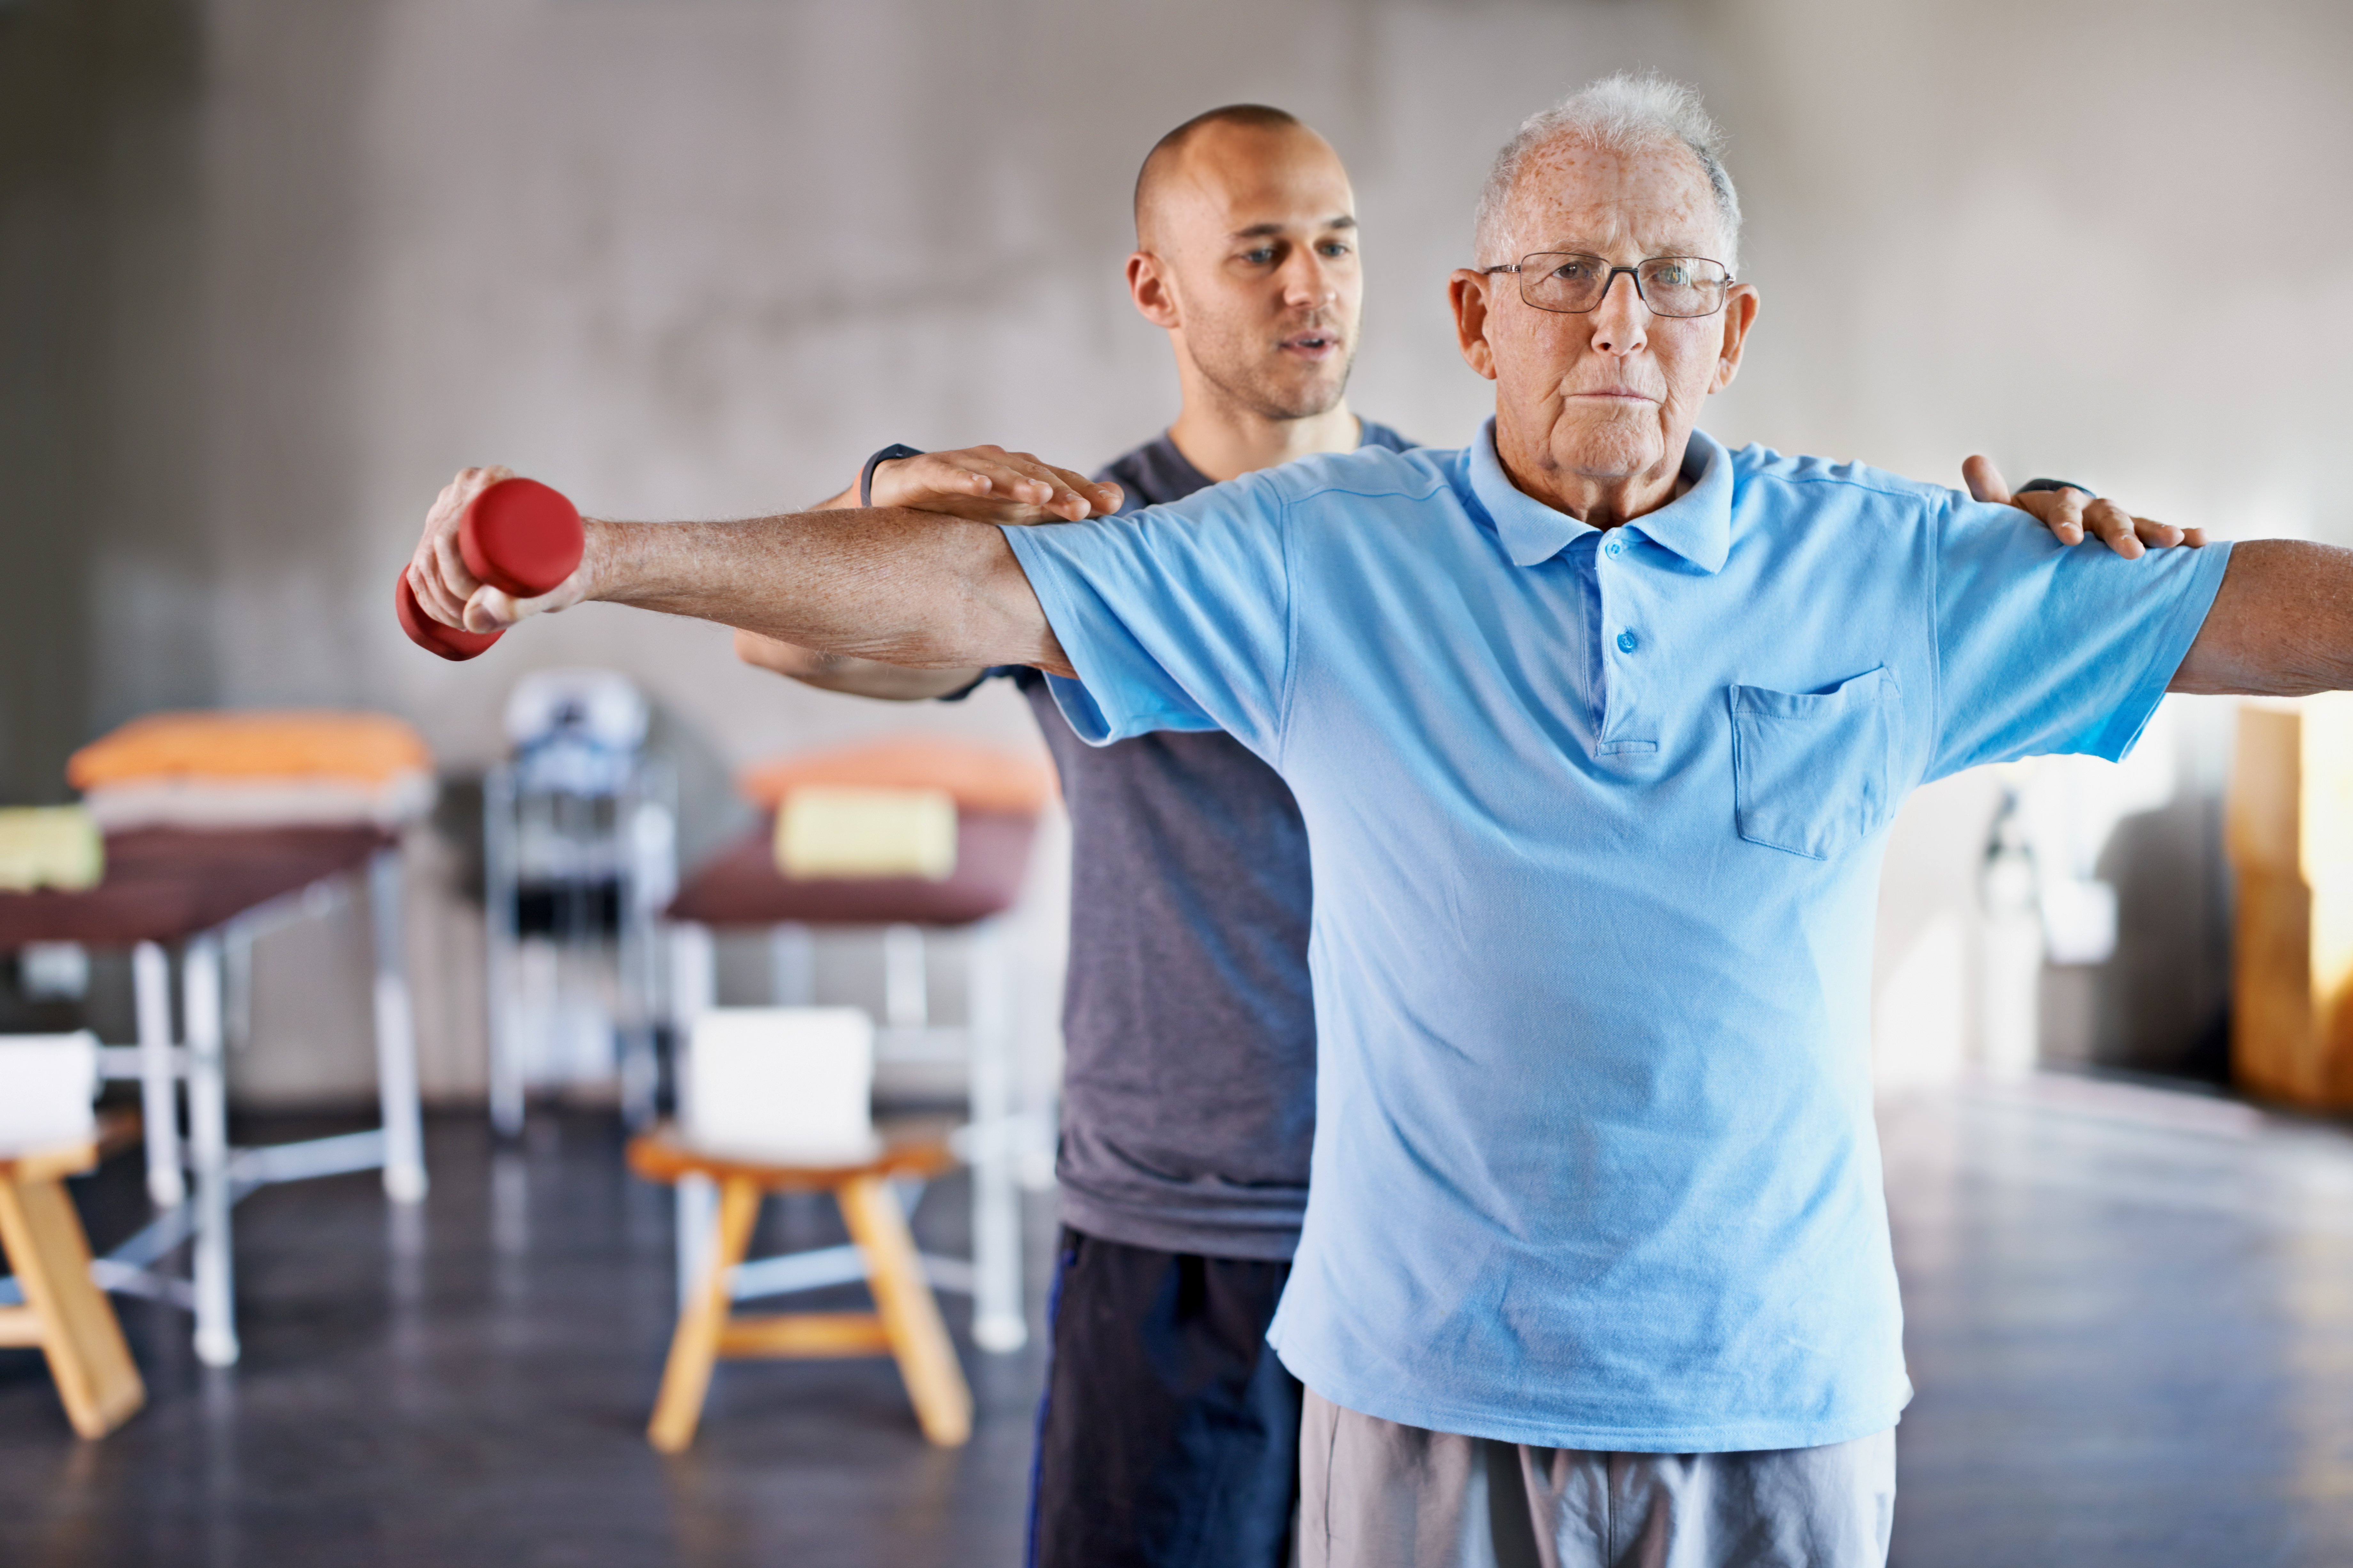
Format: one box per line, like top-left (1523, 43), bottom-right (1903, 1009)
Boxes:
top-left (1001, 422), bottom-right (2232, 1452)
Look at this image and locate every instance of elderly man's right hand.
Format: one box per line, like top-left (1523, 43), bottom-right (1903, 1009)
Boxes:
top-left (406, 464), bottom-right (594, 635)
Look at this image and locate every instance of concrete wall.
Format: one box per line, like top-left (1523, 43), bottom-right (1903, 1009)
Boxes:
top-left (7, 0), bottom-right (2349, 1098)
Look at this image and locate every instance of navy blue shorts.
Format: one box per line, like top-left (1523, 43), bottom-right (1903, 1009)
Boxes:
top-left (1028, 1226), bottom-right (1302, 1568)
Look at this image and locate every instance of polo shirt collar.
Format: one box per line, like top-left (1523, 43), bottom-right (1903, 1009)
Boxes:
top-left (1467, 418), bottom-right (1732, 574)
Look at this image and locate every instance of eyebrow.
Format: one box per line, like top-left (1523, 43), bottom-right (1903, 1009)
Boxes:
top-left (1535, 237), bottom-right (1718, 260)
top-left (1229, 214), bottom-right (1358, 240)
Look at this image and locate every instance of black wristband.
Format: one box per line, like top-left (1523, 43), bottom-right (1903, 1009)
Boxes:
top-left (860, 443), bottom-right (926, 508)
top-left (2017, 477), bottom-right (2094, 497)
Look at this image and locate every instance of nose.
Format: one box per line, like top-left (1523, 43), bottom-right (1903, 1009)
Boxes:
top-left (1281, 250), bottom-right (1339, 311)
top-left (1589, 269), bottom-right (1648, 358)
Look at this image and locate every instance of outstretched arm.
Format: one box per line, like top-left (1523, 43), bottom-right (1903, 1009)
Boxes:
top-left (590, 508), bottom-right (1073, 673)
top-left (404, 465), bottom-right (1087, 676)
top-left (2172, 541), bottom-right (2353, 695)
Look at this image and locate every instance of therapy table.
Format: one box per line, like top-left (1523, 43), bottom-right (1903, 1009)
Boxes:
top-left (0, 826), bottom-right (426, 1367)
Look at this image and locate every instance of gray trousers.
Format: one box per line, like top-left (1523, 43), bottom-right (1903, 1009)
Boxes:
top-left (1299, 1390), bottom-right (1894, 1568)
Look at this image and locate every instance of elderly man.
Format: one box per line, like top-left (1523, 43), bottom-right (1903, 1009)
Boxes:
top-left (406, 75), bottom-right (2289, 1567)
top-left (705, 98), bottom-right (2165, 1568)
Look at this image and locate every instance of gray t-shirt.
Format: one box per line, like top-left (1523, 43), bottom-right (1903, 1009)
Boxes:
top-left (975, 419), bottom-right (1415, 1260)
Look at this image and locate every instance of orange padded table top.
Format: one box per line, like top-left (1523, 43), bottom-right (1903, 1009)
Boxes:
top-left (68, 711), bottom-right (431, 788)
top-left (666, 811), bottom-right (1036, 930)
top-left (0, 827), bottom-right (392, 950)
top-left (737, 736), bottom-right (1054, 816)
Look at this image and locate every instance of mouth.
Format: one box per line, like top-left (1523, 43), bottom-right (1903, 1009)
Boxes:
top-left (1278, 330), bottom-right (1341, 361)
top-left (1571, 387), bottom-right (1657, 403)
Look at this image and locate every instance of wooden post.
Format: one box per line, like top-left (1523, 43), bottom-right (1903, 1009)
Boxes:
top-left (647, 1176), bottom-right (761, 1453)
top-left (0, 1143), bottom-right (146, 1439)
top-left (838, 1175), bottom-right (973, 1446)
top-left (2227, 696), bottom-right (2353, 1107)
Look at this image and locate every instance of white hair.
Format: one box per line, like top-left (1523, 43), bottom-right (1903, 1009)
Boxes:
top-left (1474, 73), bottom-right (1742, 273)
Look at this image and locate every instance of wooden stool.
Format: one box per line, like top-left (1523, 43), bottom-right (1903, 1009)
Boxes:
top-left (0, 1111), bottom-right (145, 1439)
top-left (627, 1125), bottom-right (973, 1452)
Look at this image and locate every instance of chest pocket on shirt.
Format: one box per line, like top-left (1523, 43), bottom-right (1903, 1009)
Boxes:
top-left (1729, 667), bottom-right (1901, 860)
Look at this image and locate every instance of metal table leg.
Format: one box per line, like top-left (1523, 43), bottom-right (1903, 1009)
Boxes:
top-left (674, 1172), bottom-right (717, 1313)
top-left (966, 920), bottom-right (1024, 1353)
top-left (183, 934), bottom-right (238, 1368)
top-left (668, 921), bottom-right (718, 1309)
top-left (485, 766), bottom-right (526, 1138)
top-left (132, 941), bottom-right (185, 1209)
top-left (368, 848), bottom-right (429, 1204)
top-left (767, 923), bottom-right (814, 1007)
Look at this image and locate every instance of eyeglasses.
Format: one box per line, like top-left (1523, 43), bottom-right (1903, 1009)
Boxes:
top-left (1479, 252), bottom-right (1734, 319)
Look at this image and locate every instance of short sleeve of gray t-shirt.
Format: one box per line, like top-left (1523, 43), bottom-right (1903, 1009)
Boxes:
top-left (963, 419), bottom-right (1414, 1261)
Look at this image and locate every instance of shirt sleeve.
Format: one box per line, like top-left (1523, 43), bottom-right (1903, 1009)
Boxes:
top-left (998, 470), bottom-right (1292, 751)
top-left (1928, 493), bottom-right (2234, 780)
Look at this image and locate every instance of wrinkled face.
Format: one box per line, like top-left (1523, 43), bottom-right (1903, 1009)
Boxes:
top-left (1474, 136), bottom-right (1752, 496)
top-left (1151, 124), bottom-right (1362, 420)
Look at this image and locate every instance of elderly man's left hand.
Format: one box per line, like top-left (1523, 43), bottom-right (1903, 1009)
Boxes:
top-left (1963, 456), bottom-right (2205, 558)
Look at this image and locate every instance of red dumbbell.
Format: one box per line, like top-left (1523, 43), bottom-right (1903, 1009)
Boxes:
top-left (394, 478), bottom-right (584, 660)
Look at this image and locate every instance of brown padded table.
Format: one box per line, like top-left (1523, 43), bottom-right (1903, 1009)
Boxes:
top-left (0, 822), bottom-right (421, 1371)
top-left (0, 826), bottom-right (392, 950)
top-left (666, 811), bottom-right (1036, 928)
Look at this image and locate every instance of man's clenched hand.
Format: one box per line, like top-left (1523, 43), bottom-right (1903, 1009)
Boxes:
top-left (406, 465), bottom-right (595, 634)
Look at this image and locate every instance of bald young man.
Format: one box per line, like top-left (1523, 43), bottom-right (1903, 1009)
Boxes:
top-left (739, 106), bottom-right (1407, 1568)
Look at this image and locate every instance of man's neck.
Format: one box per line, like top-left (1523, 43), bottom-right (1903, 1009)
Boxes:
top-left (1495, 430), bottom-right (1685, 531)
top-left (1165, 378), bottom-right (1360, 483)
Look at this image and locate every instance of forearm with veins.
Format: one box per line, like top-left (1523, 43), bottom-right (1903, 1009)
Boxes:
top-left (573, 508), bottom-right (1073, 676)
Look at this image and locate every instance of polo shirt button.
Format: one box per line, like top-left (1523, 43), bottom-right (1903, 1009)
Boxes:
top-left (1616, 630), bottom-right (1639, 654)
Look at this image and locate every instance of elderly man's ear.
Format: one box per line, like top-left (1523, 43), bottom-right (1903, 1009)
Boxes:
top-left (1709, 287), bottom-right (1761, 393)
top-left (1447, 269), bottom-right (1501, 381)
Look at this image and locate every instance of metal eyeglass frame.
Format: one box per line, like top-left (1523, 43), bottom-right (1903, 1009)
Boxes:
top-left (1479, 252), bottom-right (1735, 319)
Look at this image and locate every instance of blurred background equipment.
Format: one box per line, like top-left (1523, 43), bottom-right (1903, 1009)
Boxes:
top-left (667, 734), bottom-right (1055, 1355)
top-left (485, 668), bottom-right (675, 1135)
top-left (0, 708), bottom-right (437, 1371)
top-left (2227, 694), bottom-right (2353, 1108)
top-left (681, 1006), bottom-right (879, 1164)
top-left (629, 1109), bottom-right (972, 1454)
top-left (631, 1004), bottom-right (972, 1452)
top-left (0, 1100), bottom-right (145, 1440)
top-left (0, 808), bottom-right (104, 893)
top-left (0, 1032), bottom-right (100, 1155)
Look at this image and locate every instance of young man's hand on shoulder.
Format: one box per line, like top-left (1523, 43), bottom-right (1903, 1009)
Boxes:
top-left (735, 444), bottom-right (1120, 699)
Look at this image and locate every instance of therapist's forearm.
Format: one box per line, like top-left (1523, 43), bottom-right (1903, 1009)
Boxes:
top-left (2171, 541), bottom-right (2353, 695)
top-left (733, 628), bottom-right (987, 701)
top-left (575, 508), bottom-right (1073, 675)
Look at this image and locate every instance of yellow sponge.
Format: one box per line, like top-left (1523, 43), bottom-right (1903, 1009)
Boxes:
top-left (0, 807), bottom-right (105, 892)
top-left (775, 787), bottom-right (957, 881)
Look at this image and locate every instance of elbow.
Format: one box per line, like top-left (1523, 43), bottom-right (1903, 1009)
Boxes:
top-left (733, 627), bottom-right (829, 679)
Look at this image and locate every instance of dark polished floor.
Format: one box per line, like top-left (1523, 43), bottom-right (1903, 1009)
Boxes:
top-left (0, 1112), bottom-right (1055, 1568)
top-left (1884, 1075), bottom-right (2353, 1567)
top-left (4, 1079), bottom-right (2353, 1566)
